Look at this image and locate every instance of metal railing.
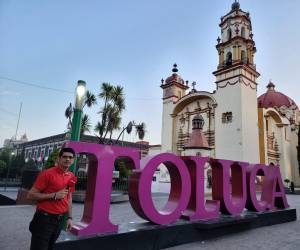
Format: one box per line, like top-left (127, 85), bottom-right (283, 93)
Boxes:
top-left (76, 177), bottom-right (128, 192)
top-left (0, 177), bottom-right (21, 188)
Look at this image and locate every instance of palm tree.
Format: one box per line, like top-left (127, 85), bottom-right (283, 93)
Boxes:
top-left (114, 121), bottom-right (146, 144)
top-left (135, 122), bottom-right (146, 140)
top-left (80, 114), bottom-right (91, 135)
top-left (96, 83), bottom-right (114, 141)
top-left (65, 103), bottom-right (73, 128)
top-left (95, 121), bottom-right (105, 140)
top-left (64, 90), bottom-right (95, 138)
top-left (106, 86), bottom-right (125, 142)
top-left (83, 90), bottom-right (97, 108)
top-left (107, 107), bottom-right (122, 143)
top-left (96, 83), bottom-right (125, 143)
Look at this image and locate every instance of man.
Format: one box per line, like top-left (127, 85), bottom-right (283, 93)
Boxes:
top-left (27, 147), bottom-right (77, 250)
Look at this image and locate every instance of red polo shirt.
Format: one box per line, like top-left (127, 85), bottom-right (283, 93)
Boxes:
top-left (33, 166), bottom-right (77, 214)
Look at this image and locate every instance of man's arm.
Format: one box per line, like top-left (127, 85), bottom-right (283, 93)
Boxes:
top-left (66, 194), bottom-right (73, 230)
top-left (27, 187), bottom-right (55, 201)
top-left (68, 194), bottom-right (72, 218)
top-left (27, 187), bottom-right (68, 201)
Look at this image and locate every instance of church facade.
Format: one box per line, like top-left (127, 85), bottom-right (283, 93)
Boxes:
top-left (158, 2), bottom-right (300, 186)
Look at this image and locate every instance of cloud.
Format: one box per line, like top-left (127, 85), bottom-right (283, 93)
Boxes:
top-left (0, 90), bottom-right (20, 96)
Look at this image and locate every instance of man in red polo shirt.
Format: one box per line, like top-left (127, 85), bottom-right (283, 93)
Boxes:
top-left (27, 147), bottom-right (77, 250)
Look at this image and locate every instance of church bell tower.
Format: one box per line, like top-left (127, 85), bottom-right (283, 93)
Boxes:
top-left (213, 1), bottom-right (260, 163)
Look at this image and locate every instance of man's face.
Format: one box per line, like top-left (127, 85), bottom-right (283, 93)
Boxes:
top-left (58, 152), bottom-right (75, 171)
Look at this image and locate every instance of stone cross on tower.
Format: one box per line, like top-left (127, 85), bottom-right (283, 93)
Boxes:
top-left (191, 81), bottom-right (197, 93)
top-left (192, 81), bottom-right (196, 89)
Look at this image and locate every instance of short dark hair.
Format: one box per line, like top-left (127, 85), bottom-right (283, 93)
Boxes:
top-left (59, 147), bottom-right (76, 157)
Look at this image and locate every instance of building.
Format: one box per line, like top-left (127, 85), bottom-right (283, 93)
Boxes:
top-left (3, 133), bottom-right (28, 148)
top-left (12, 133), bottom-right (149, 171)
top-left (156, 2), bottom-right (300, 186)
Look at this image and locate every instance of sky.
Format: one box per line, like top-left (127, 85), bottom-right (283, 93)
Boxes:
top-left (0, 0), bottom-right (300, 147)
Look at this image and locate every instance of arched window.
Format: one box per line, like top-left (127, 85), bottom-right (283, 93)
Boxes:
top-left (227, 28), bottom-right (232, 40)
top-left (226, 52), bottom-right (232, 65)
top-left (241, 27), bottom-right (245, 38)
top-left (241, 50), bottom-right (247, 63)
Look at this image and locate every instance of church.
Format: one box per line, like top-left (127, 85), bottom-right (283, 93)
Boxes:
top-left (156, 1), bottom-right (300, 187)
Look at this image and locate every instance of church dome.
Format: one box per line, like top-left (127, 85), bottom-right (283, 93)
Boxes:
top-left (185, 114), bottom-right (209, 149)
top-left (258, 81), bottom-right (298, 110)
top-left (165, 63), bottom-right (185, 85)
top-left (192, 114), bottom-right (204, 130)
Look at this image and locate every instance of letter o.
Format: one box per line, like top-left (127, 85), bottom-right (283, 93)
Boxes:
top-left (129, 153), bottom-right (191, 225)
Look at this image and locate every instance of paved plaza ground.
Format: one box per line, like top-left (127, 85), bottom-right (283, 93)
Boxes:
top-left (0, 190), bottom-right (299, 250)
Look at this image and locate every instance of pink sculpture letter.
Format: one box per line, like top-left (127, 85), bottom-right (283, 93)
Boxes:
top-left (181, 156), bottom-right (220, 220)
top-left (66, 141), bottom-right (140, 236)
top-left (129, 153), bottom-right (191, 224)
top-left (211, 159), bottom-right (247, 215)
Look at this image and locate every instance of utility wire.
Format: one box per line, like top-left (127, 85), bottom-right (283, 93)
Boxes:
top-left (0, 76), bottom-right (160, 100)
top-left (0, 76), bottom-right (74, 94)
top-left (0, 107), bottom-right (18, 116)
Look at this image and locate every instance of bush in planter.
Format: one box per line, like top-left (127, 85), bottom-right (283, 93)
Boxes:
top-left (284, 178), bottom-right (290, 187)
top-left (44, 149), bottom-right (60, 169)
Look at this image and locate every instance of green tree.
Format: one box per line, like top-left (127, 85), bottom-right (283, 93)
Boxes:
top-left (0, 160), bottom-right (7, 176)
top-left (0, 147), bottom-right (13, 177)
top-left (0, 147), bottom-right (11, 165)
top-left (115, 159), bottom-right (131, 179)
top-left (80, 114), bottom-right (92, 136)
top-left (135, 122), bottom-right (146, 140)
top-left (115, 121), bottom-right (146, 144)
top-left (64, 90), bottom-right (96, 136)
top-left (95, 83), bottom-right (146, 144)
top-left (10, 153), bottom-right (25, 177)
top-left (65, 82), bottom-right (146, 145)
top-left (84, 90), bottom-right (97, 108)
top-left (95, 82), bottom-right (115, 143)
top-left (23, 159), bottom-right (38, 170)
top-left (44, 149), bottom-right (60, 169)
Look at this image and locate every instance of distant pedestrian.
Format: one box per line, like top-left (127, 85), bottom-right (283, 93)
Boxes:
top-left (290, 181), bottom-right (295, 194)
top-left (27, 147), bottom-right (77, 250)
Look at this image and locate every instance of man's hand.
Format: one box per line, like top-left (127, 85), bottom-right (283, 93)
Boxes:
top-left (66, 218), bottom-right (73, 231)
top-left (55, 189), bottom-right (68, 200)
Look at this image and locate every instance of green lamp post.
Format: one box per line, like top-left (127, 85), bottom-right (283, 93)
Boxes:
top-left (62, 80), bottom-right (86, 230)
top-left (70, 80), bottom-right (86, 173)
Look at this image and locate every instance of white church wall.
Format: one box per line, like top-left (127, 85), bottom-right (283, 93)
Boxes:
top-left (240, 82), bottom-right (260, 163)
top-left (161, 99), bottom-right (174, 152)
top-left (215, 81), bottom-right (244, 161)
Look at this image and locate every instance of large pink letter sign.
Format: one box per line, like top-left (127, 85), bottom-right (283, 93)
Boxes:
top-left (129, 153), bottom-right (191, 224)
top-left (210, 159), bottom-right (248, 215)
top-left (181, 156), bottom-right (220, 220)
top-left (65, 141), bottom-right (140, 236)
top-left (64, 141), bottom-right (289, 237)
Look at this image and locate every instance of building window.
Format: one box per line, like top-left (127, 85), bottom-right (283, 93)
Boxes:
top-left (227, 28), bottom-right (232, 40)
top-left (222, 112), bottom-right (233, 123)
top-left (178, 91), bottom-right (181, 98)
top-left (241, 50), bottom-right (247, 63)
top-left (241, 27), bottom-right (245, 38)
top-left (226, 52), bottom-right (232, 65)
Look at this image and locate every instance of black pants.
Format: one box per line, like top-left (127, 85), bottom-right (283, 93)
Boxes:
top-left (29, 212), bottom-right (63, 250)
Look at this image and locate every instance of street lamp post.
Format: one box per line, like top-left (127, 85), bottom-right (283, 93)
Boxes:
top-left (70, 80), bottom-right (86, 173)
top-left (4, 151), bottom-right (15, 191)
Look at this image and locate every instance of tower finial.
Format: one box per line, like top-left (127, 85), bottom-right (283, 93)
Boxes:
top-left (231, 0), bottom-right (240, 10)
top-left (266, 80), bottom-right (275, 91)
top-left (172, 63), bottom-right (178, 73)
